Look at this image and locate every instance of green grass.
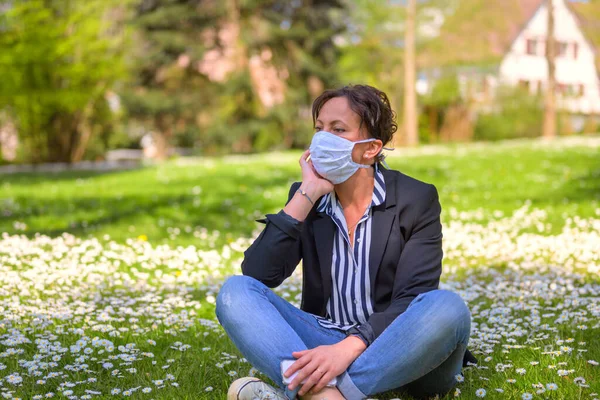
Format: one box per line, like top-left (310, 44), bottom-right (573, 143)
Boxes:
top-left (1, 137), bottom-right (599, 245)
top-left (0, 137), bottom-right (599, 399)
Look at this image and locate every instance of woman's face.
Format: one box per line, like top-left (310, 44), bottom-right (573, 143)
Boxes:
top-left (314, 96), bottom-right (382, 165)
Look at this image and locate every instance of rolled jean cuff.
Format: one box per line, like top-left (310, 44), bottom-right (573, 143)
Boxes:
top-left (284, 385), bottom-right (300, 400)
top-left (337, 371), bottom-right (365, 400)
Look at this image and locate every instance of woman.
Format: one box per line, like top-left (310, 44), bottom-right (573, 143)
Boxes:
top-left (216, 84), bottom-right (476, 400)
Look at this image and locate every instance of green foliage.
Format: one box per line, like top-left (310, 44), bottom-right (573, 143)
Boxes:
top-left (3, 0), bottom-right (597, 162)
top-left (474, 86), bottom-right (543, 141)
top-left (336, 0), bottom-right (405, 108)
top-left (0, 0), bottom-right (130, 163)
top-left (417, 73), bottom-right (463, 143)
top-left (582, 116), bottom-right (600, 135)
top-left (338, 0), bottom-right (460, 111)
top-left (417, 109), bottom-right (435, 143)
top-left (121, 0), bottom-right (221, 152)
top-left (422, 74), bottom-right (462, 107)
top-left (123, 0), bottom-right (346, 156)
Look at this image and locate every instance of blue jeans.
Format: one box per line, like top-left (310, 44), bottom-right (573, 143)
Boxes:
top-left (216, 275), bottom-right (471, 400)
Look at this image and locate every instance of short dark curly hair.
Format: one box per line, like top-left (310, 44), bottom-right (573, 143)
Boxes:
top-left (311, 84), bottom-right (398, 162)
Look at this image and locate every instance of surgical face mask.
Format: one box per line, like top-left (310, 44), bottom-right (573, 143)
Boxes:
top-left (309, 130), bottom-right (376, 185)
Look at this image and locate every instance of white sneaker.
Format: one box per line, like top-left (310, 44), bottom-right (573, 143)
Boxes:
top-left (227, 377), bottom-right (288, 400)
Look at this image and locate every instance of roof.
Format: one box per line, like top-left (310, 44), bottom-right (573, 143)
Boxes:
top-left (567, 1), bottom-right (600, 70)
top-left (417, 0), bottom-right (600, 71)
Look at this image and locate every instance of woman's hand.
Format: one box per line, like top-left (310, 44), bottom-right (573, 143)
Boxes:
top-left (298, 149), bottom-right (333, 199)
top-left (285, 337), bottom-right (366, 396)
top-left (282, 150), bottom-right (333, 222)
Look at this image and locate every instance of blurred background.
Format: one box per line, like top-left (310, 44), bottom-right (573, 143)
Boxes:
top-left (0, 3), bottom-right (599, 398)
top-left (0, 0), bottom-right (598, 167)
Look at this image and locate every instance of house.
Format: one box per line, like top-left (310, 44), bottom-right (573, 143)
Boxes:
top-left (418, 0), bottom-right (600, 116)
top-left (499, 0), bottom-right (600, 114)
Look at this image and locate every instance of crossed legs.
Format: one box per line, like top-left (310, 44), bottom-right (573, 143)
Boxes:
top-left (216, 275), bottom-right (471, 400)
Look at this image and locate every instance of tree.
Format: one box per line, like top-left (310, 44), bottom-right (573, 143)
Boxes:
top-left (0, 0), bottom-right (129, 163)
top-left (337, 0), bottom-right (457, 147)
top-left (337, 0), bottom-right (406, 110)
top-left (403, 0), bottom-right (418, 146)
top-left (542, 0), bottom-right (557, 139)
top-left (121, 0), bottom-right (221, 159)
top-left (124, 0), bottom-right (347, 157)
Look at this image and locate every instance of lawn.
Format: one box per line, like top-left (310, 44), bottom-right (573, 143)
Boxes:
top-left (0, 136), bottom-right (599, 399)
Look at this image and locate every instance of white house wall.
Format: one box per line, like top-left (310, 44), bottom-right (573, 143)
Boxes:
top-left (499, 0), bottom-right (600, 114)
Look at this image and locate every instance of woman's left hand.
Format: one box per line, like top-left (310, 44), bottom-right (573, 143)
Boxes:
top-left (285, 339), bottom-right (364, 396)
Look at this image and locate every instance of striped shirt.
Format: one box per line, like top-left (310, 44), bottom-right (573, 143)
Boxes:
top-left (315, 164), bottom-right (386, 331)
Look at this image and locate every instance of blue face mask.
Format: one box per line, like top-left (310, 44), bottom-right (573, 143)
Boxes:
top-left (309, 130), bottom-right (376, 185)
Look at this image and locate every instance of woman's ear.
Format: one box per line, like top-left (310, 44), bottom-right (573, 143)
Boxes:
top-left (363, 140), bottom-right (383, 163)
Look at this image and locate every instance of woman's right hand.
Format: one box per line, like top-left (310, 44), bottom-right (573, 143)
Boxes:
top-left (299, 149), bottom-right (334, 199)
top-left (282, 150), bottom-right (333, 222)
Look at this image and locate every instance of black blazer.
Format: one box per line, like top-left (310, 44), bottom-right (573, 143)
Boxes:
top-left (242, 165), bottom-right (477, 367)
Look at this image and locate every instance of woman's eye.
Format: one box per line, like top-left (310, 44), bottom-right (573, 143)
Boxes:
top-left (314, 127), bottom-right (323, 131)
top-left (333, 128), bottom-right (345, 133)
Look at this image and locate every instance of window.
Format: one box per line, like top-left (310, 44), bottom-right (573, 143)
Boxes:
top-left (558, 42), bottom-right (568, 57)
top-left (526, 39), bottom-right (537, 55)
top-left (519, 79), bottom-right (530, 90)
top-left (556, 83), bottom-right (584, 97)
top-left (573, 43), bottom-right (579, 60)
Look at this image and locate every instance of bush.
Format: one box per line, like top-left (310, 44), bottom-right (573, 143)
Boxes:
top-left (419, 73), bottom-right (471, 143)
top-left (474, 86), bottom-right (543, 141)
top-left (582, 116), bottom-right (599, 135)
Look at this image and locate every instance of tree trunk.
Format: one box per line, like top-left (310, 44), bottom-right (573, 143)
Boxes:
top-left (71, 83), bottom-right (107, 163)
top-left (542, 0), bottom-right (557, 139)
top-left (439, 104), bottom-right (473, 142)
top-left (153, 114), bottom-right (174, 161)
top-left (226, 0), bottom-right (245, 69)
top-left (427, 106), bottom-right (439, 143)
top-left (151, 131), bottom-right (170, 160)
top-left (70, 114), bottom-right (93, 163)
top-left (48, 113), bottom-right (75, 163)
top-left (70, 100), bottom-right (99, 163)
top-left (403, 0), bottom-right (418, 146)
